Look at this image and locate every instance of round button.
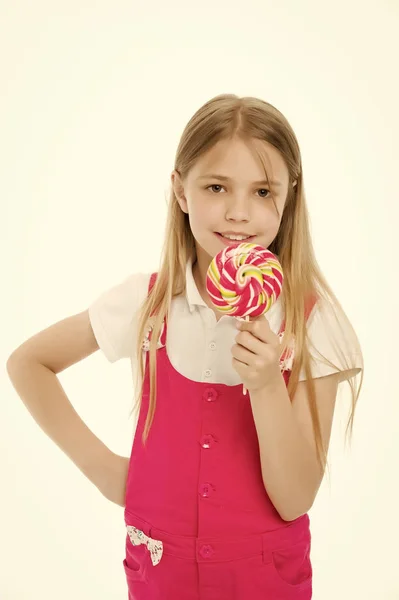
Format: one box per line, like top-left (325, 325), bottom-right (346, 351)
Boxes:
top-left (199, 483), bottom-right (213, 498)
top-left (200, 435), bottom-right (214, 449)
top-left (203, 388), bottom-right (218, 402)
top-left (199, 544), bottom-right (214, 559)
top-left (204, 369), bottom-right (212, 377)
top-left (209, 342), bottom-right (216, 350)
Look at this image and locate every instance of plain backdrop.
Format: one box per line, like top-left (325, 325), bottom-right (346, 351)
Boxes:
top-left (1, 1), bottom-right (398, 598)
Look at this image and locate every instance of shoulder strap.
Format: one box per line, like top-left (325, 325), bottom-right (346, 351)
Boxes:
top-left (148, 272), bottom-right (158, 294)
top-left (304, 292), bottom-right (318, 321)
top-left (145, 273), bottom-right (167, 346)
top-left (278, 291), bottom-right (319, 335)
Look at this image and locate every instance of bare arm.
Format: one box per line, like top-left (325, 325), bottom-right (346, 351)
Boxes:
top-left (6, 310), bottom-right (115, 488)
top-left (250, 372), bottom-right (339, 521)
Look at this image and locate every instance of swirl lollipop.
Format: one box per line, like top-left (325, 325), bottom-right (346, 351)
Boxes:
top-left (206, 242), bottom-right (283, 394)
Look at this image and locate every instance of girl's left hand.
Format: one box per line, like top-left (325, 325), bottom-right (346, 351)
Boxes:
top-left (232, 315), bottom-right (282, 392)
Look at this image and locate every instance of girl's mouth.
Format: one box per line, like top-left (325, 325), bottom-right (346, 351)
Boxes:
top-left (215, 232), bottom-right (256, 245)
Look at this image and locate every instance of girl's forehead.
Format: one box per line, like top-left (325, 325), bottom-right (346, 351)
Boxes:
top-left (190, 138), bottom-right (288, 183)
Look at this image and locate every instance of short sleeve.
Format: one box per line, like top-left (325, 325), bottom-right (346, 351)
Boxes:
top-left (88, 272), bottom-right (151, 363)
top-left (298, 298), bottom-right (363, 383)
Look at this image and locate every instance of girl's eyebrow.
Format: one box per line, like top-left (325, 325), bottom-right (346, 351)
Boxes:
top-left (197, 174), bottom-right (283, 187)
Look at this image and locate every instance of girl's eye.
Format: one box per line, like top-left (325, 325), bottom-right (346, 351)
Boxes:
top-left (207, 184), bottom-right (224, 193)
top-left (206, 185), bottom-right (270, 198)
top-left (257, 188), bottom-right (270, 198)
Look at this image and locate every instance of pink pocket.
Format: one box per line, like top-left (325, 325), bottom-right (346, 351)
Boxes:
top-left (123, 536), bottom-right (150, 583)
top-left (271, 539), bottom-right (312, 590)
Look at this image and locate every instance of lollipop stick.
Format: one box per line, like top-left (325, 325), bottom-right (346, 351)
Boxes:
top-left (243, 314), bottom-right (249, 396)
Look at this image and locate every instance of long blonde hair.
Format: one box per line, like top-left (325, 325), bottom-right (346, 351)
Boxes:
top-left (131, 93), bottom-right (364, 474)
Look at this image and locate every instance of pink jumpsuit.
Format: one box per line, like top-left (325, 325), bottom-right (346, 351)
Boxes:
top-left (123, 273), bottom-right (318, 599)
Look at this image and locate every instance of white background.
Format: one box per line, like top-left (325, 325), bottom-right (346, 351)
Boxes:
top-left (1, 1), bottom-right (398, 598)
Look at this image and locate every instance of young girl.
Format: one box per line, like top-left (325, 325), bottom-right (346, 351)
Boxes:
top-left (7, 94), bottom-right (364, 599)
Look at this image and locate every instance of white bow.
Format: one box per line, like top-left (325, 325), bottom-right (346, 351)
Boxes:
top-left (126, 526), bottom-right (164, 566)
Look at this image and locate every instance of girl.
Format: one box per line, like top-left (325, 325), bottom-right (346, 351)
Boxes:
top-left (7, 94), bottom-right (364, 599)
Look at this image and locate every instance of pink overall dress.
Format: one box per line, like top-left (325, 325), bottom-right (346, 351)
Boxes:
top-left (123, 273), bottom-right (318, 600)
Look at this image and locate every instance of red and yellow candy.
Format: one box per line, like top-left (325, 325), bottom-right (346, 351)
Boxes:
top-left (206, 243), bottom-right (283, 318)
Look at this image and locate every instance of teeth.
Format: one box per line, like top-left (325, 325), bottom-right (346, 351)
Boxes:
top-left (222, 234), bottom-right (251, 241)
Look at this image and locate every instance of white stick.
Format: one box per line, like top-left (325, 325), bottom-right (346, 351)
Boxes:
top-left (243, 314), bottom-right (249, 395)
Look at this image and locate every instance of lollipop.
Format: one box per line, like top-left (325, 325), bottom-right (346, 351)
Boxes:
top-left (206, 242), bottom-right (283, 394)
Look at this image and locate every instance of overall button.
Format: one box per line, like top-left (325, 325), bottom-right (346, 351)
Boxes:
top-left (203, 388), bottom-right (218, 402)
top-left (199, 483), bottom-right (214, 498)
top-left (200, 434), bottom-right (215, 449)
top-left (199, 545), bottom-right (214, 559)
top-left (204, 369), bottom-right (212, 378)
top-left (209, 342), bottom-right (216, 350)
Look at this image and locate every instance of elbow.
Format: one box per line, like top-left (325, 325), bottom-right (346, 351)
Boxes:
top-left (278, 469), bottom-right (323, 522)
top-left (277, 497), bottom-right (315, 522)
top-left (279, 508), bottom-right (310, 522)
top-left (6, 354), bottom-right (20, 376)
top-left (6, 352), bottom-right (31, 380)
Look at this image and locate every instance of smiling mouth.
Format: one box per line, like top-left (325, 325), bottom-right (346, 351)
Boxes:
top-left (215, 232), bottom-right (256, 242)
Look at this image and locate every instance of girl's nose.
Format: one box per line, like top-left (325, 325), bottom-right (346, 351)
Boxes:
top-left (225, 197), bottom-right (250, 222)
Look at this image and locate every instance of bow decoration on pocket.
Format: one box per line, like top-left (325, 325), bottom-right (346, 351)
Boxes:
top-left (126, 525), bottom-right (164, 566)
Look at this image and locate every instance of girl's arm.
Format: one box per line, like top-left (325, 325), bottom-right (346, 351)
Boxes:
top-left (6, 311), bottom-right (115, 488)
top-left (233, 315), bottom-right (342, 521)
top-left (250, 372), bottom-right (339, 521)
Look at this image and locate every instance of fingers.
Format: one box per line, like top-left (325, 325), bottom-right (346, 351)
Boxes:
top-left (234, 330), bottom-right (265, 357)
top-left (236, 316), bottom-right (278, 346)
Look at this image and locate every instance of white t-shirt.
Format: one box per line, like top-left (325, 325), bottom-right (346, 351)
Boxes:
top-left (88, 256), bottom-right (363, 385)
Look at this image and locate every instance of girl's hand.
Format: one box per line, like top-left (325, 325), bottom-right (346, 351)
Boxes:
top-left (94, 452), bottom-right (130, 507)
top-left (232, 315), bottom-right (282, 392)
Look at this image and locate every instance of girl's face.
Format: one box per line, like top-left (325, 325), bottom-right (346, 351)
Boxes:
top-left (172, 136), bottom-right (291, 277)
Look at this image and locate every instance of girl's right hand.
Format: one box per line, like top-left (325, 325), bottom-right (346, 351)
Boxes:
top-left (94, 452), bottom-right (130, 507)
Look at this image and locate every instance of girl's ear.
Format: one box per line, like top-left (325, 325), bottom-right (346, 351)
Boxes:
top-left (171, 170), bottom-right (189, 214)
